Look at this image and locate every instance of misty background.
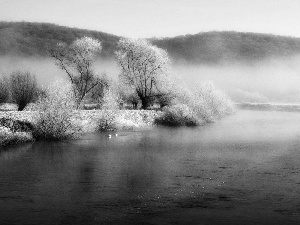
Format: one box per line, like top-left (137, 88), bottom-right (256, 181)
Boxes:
top-left (2, 55), bottom-right (300, 103)
top-left (1, 22), bottom-right (300, 104)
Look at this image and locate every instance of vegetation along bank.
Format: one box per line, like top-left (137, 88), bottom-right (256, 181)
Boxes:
top-left (0, 35), bottom-right (234, 147)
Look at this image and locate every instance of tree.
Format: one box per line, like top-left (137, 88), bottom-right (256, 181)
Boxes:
top-left (117, 83), bottom-right (140, 109)
top-left (0, 76), bottom-right (9, 104)
top-left (125, 92), bottom-right (140, 109)
top-left (49, 37), bottom-right (102, 106)
top-left (9, 71), bottom-right (38, 111)
top-left (90, 73), bottom-right (111, 104)
top-left (156, 92), bottom-right (175, 108)
top-left (116, 38), bottom-right (171, 109)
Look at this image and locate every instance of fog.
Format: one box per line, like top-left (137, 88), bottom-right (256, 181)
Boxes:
top-left (0, 56), bottom-right (120, 87)
top-left (172, 56), bottom-right (300, 103)
top-left (1, 56), bottom-right (300, 103)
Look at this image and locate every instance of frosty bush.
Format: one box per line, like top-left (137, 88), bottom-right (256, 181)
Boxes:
top-left (97, 88), bottom-right (120, 131)
top-left (33, 79), bottom-right (78, 140)
top-left (155, 104), bottom-right (201, 126)
top-left (115, 110), bottom-right (160, 130)
top-left (0, 129), bottom-right (33, 146)
top-left (189, 82), bottom-right (234, 122)
top-left (101, 88), bottom-right (120, 110)
top-left (156, 81), bottom-right (234, 127)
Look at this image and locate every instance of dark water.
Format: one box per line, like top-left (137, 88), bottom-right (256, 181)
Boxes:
top-left (1, 110), bottom-right (300, 225)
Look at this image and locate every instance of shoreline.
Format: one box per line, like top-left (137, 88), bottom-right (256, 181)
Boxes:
top-left (0, 109), bottom-right (162, 147)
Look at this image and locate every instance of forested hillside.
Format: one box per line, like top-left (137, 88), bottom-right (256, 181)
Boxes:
top-left (0, 22), bottom-right (120, 58)
top-left (152, 32), bottom-right (300, 63)
top-left (1, 22), bottom-right (300, 64)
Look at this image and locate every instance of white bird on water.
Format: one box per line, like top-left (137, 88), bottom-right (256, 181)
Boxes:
top-left (108, 133), bottom-right (118, 138)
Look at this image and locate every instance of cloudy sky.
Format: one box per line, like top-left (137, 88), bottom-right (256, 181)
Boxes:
top-left (0, 0), bottom-right (300, 38)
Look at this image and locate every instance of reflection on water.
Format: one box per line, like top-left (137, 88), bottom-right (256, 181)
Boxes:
top-left (0, 143), bottom-right (32, 162)
top-left (1, 110), bottom-right (300, 224)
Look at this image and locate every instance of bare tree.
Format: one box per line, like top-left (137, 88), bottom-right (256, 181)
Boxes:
top-left (0, 76), bottom-right (9, 104)
top-left (116, 38), bottom-right (171, 109)
top-left (49, 37), bottom-right (102, 106)
top-left (10, 71), bottom-right (38, 111)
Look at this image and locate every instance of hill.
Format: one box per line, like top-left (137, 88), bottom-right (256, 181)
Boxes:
top-left (1, 22), bottom-right (300, 64)
top-left (152, 32), bottom-right (300, 64)
top-left (0, 22), bottom-right (120, 59)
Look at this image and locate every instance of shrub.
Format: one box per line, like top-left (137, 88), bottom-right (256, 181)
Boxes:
top-left (101, 88), bottom-right (120, 110)
top-left (189, 82), bottom-right (234, 122)
top-left (0, 129), bottom-right (33, 147)
top-left (33, 79), bottom-right (79, 140)
top-left (115, 110), bottom-right (160, 130)
top-left (98, 110), bottom-right (118, 131)
top-left (0, 118), bottom-right (34, 132)
top-left (156, 81), bottom-right (234, 127)
top-left (9, 71), bottom-right (39, 111)
top-left (0, 76), bottom-right (9, 104)
top-left (155, 104), bottom-right (201, 126)
top-left (97, 88), bottom-right (120, 131)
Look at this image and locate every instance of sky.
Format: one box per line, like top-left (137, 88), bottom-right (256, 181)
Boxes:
top-left (0, 0), bottom-right (300, 38)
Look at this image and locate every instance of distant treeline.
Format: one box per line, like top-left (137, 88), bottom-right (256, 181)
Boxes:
top-left (1, 21), bottom-right (300, 64)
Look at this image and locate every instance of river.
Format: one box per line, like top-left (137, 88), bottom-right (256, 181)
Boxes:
top-left (1, 109), bottom-right (300, 225)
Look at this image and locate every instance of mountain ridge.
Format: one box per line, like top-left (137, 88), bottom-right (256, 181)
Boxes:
top-left (1, 21), bottom-right (300, 64)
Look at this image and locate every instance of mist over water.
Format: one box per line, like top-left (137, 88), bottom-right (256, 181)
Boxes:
top-left (1, 55), bottom-right (300, 103)
top-left (172, 56), bottom-right (300, 103)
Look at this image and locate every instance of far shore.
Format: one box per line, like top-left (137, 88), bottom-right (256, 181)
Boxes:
top-left (236, 102), bottom-right (300, 112)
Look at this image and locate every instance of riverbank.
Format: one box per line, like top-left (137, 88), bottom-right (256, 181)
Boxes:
top-left (0, 109), bottom-right (162, 147)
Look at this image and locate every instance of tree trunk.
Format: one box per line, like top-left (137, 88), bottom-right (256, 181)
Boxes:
top-left (141, 97), bottom-right (150, 109)
top-left (18, 101), bottom-right (27, 111)
top-left (133, 102), bottom-right (137, 109)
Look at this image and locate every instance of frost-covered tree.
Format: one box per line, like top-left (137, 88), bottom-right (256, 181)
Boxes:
top-left (90, 73), bottom-right (111, 104)
top-left (49, 37), bottom-right (102, 106)
top-left (117, 83), bottom-right (140, 109)
top-left (116, 38), bottom-right (171, 109)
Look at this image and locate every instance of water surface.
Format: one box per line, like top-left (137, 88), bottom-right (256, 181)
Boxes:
top-left (1, 110), bottom-right (300, 224)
